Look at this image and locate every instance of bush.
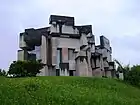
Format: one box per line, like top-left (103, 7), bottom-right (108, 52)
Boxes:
top-left (8, 60), bottom-right (46, 77)
top-left (125, 65), bottom-right (140, 87)
top-left (0, 69), bottom-right (6, 76)
top-left (114, 59), bottom-right (140, 87)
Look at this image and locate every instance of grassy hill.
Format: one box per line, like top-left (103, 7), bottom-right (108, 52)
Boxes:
top-left (0, 76), bottom-right (140, 105)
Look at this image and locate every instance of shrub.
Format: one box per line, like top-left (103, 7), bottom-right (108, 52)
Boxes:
top-left (8, 60), bottom-right (46, 77)
top-left (0, 69), bottom-right (6, 76)
top-left (125, 65), bottom-right (140, 87)
top-left (114, 59), bottom-right (140, 87)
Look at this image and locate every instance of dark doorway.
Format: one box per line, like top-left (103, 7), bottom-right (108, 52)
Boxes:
top-left (56, 69), bottom-right (60, 76)
top-left (69, 70), bottom-right (74, 76)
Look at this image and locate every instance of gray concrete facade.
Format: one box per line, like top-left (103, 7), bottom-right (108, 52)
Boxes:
top-left (17, 15), bottom-right (115, 77)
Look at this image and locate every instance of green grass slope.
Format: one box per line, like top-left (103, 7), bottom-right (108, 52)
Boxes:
top-left (0, 76), bottom-right (140, 105)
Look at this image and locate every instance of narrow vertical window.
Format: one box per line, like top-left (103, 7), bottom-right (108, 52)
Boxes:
top-left (57, 48), bottom-right (62, 63)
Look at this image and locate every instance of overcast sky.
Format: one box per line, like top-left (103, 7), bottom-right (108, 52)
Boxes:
top-left (0, 0), bottom-right (140, 70)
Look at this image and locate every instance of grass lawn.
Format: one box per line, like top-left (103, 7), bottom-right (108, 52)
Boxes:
top-left (0, 76), bottom-right (140, 105)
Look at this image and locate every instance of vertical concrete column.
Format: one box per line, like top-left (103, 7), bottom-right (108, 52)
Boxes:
top-left (59, 69), bottom-right (62, 76)
top-left (64, 68), bottom-right (68, 76)
top-left (75, 58), bottom-right (80, 76)
top-left (40, 35), bottom-right (48, 76)
top-left (17, 50), bottom-right (28, 61)
top-left (51, 37), bottom-right (58, 66)
top-left (100, 55), bottom-right (105, 76)
top-left (75, 57), bottom-right (88, 76)
top-left (87, 50), bottom-right (92, 76)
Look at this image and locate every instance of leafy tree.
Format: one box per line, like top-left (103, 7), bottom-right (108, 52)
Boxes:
top-left (0, 69), bottom-right (6, 76)
top-left (114, 59), bottom-right (140, 87)
top-left (126, 65), bottom-right (140, 87)
top-left (8, 60), bottom-right (46, 77)
top-left (0, 69), bottom-right (2, 76)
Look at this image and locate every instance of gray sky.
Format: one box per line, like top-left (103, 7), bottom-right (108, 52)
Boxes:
top-left (0, 0), bottom-right (140, 70)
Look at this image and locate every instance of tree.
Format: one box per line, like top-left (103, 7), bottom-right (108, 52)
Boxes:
top-left (114, 59), bottom-right (140, 87)
top-left (0, 69), bottom-right (6, 76)
top-left (0, 69), bottom-right (2, 76)
top-left (8, 60), bottom-right (46, 77)
top-left (126, 65), bottom-right (140, 87)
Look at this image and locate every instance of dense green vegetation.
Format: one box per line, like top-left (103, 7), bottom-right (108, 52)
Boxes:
top-left (8, 60), bottom-right (45, 77)
top-left (114, 59), bottom-right (140, 87)
top-left (0, 69), bottom-right (6, 76)
top-left (0, 76), bottom-right (140, 105)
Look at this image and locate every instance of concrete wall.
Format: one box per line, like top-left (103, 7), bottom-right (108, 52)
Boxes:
top-left (62, 25), bottom-right (79, 34)
top-left (101, 48), bottom-right (108, 58)
top-left (69, 60), bottom-right (75, 70)
top-left (56, 37), bottom-right (80, 50)
top-left (50, 25), bottom-right (79, 35)
top-left (18, 50), bottom-right (25, 61)
top-left (101, 48), bottom-right (112, 62)
top-left (75, 57), bottom-right (88, 76)
top-left (87, 51), bottom-right (92, 76)
top-left (105, 71), bottom-right (112, 77)
top-left (80, 33), bottom-right (88, 47)
top-left (96, 57), bottom-right (100, 68)
top-left (92, 68), bottom-right (102, 77)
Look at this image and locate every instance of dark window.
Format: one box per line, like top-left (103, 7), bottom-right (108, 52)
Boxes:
top-left (56, 69), bottom-right (60, 76)
top-left (69, 70), bottom-right (74, 76)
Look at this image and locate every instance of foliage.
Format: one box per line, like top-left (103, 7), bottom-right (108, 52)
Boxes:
top-left (8, 60), bottom-right (45, 77)
top-left (0, 76), bottom-right (140, 105)
top-left (125, 65), bottom-right (140, 87)
top-left (0, 69), bottom-right (6, 76)
top-left (114, 59), bottom-right (140, 87)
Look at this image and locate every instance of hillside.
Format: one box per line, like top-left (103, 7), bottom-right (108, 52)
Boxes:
top-left (0, 76), bottom-right (140, 105)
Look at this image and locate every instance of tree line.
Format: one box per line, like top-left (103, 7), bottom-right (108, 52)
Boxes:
top-left (1, 59), bottom-right (140, 87)
top-left (0, 60), bottom-right (45, 77)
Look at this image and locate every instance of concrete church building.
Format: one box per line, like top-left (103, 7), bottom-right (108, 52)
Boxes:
top-left (18, 15), bottom-right (115, 77)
